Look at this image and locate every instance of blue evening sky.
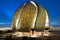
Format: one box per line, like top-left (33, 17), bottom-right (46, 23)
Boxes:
top-left (0, 0), bottom-right (60, 27)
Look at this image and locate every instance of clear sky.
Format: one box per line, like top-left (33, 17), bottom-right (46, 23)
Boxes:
top-left (0, 0), bottom-right (60, 27)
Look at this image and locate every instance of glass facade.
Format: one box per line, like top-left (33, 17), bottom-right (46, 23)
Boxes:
top-left (12, 1), bottom-right (50, 32)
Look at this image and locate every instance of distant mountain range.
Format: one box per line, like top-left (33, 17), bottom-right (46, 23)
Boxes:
top-left (50, 26), bottom-right (60, 31)
top-left (0, 28), bottom-right (12, 31)
top-left (51, 24), bottom-right (60, 27)
top-left (0, 24), bottom-right (11, 28)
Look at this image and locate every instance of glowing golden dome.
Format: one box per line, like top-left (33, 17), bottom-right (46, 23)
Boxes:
top-left (12, 1), bottom-right (50, 32)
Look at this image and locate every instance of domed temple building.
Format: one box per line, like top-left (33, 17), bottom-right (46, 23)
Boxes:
top-left (12, 0), bottom-right (50, 37)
